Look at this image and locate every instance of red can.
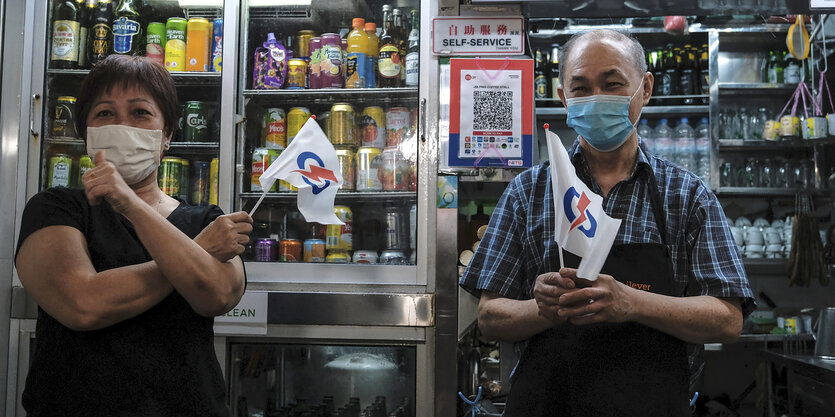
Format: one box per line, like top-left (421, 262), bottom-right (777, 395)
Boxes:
top-left (385, 107), bottom-right (410, 147)
top-left (280, 238), bottom-right (302, 262)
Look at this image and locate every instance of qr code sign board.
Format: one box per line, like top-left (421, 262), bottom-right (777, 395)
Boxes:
top-left (473, 90), bottom-right (513, 131)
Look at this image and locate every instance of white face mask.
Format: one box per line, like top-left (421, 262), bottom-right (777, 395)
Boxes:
top-left (86, 125), bottom-right (163, 185)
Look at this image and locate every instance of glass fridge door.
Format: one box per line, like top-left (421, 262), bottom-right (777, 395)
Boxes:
top-left (39, 0), bottom-right (229, 206)
top-left (237, 0), bottom-right (422, 285)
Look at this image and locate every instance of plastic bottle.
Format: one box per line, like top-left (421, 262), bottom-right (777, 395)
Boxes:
top-left (694, 117), bottom-right (711, 183)
top-left (364, 22), bottom-right (379, 88)
top-left (637, 119), bottom-right (653, 153)
top-left (673, 117), bottom-right (696, 172)
top-left (652, 118), bottom-right (674, 161)
top-left (345, 18), bottom-right (368, 88)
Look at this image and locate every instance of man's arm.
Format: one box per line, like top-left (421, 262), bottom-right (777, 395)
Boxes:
top-left (478, 292), bottom-right (556, 342)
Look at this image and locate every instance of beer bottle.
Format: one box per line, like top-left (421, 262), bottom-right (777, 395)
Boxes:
top-left (393, 9), bottom-right (407, 85)
top-left (699, 45), bottom-right (709, 104)
top-left (74, 0), bottom-right (92, 69)
top-left (377, 5), bottom-right (400, 88)
top-left (680, 45), bottom-right (695, 104)
top-left (112, 0), bottom-right (144, 56)
top-left (662, 45), bottom-right (677, 99)
top-left (550, 44), bottom-right (560, 99)
top-left (405, 9), bottom-right (419, 87)
top-left (51, 0), bottom-right (81, 69)
top-left (90, 0), bottom-right (113, 66)
top-left (652, 48), bottom-right (664, 99)
top-left (535, 49), bottom-right (548, 99)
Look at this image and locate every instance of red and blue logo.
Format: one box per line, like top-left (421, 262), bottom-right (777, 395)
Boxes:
top-left (292, 151), bottom-right (338, 195)
top-left (563, 186), bottom-right (597, 238)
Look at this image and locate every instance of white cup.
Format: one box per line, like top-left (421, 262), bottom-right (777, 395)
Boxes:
top-left (747, 251), bottom-right (764, 259)
top-left (771, 219), bottom-right (785, 228)
top-left (764, 228), bottom-right (782, 245)
top-left (828, 113), bottom-right (835, 136)
top-left (735, 217), bottom-right (753, 228)
top-left (745, 229), bottom-right (765, 245)
top-left (753, 217), bottom-right (770, 228)
top-left (731, 227), bottom-right (745, 246)
top-left (746, 244), bottom-right (765, 253)
top-left (766, 244), bottom-right (783, 258)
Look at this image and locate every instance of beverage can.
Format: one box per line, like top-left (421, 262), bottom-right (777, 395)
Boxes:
top-left (77, 155), bottom-right (95, 188)
top-left (48, 154), bottom-right (73, 188)
top-left (785, 317), bottom-right (798, 335)
top-left (164, 17), bottom-right (187, 71)
top-left (805, 116), bottom-right (827, 139)
top-left (211, 18), bottom-right (223, 72)
top-left (287, 107), bottom-right (312, 145)
top-left (294, 30), bottom-right (316, 59)
top-left (779, 115), bottom-right (800, 138)
top-left (325, 250), bottom-right (350, 263)
top-left (318, 111), bottom-right (330, 138)
top-left (185, 18), bottom-right (210, 72)
top-left (251, 147), bottom-right (279, 192)
top-left (384, 206), bottom-right (409, 250)
top-left (763, 120), bottom-right (781, 141)
top-left (52, 96), bottom-right (77, 138)
top-left (146, 22), bottom-right (166, 67)
top-left (330, 103), bottom-right (356, 146)
top-left (286, 59), bottom-right (308, 89)
top-left (190, 160), bottom-right (210, 206)
top-left (378, 147), bottom-right (410, 191)
top-left (209, 157), bottom-right (219, 205)
top-left (360, 106), bottom-right (386, 148)
top-left (326, 205), bottom-right (353, 250)
top-left (280, 238), bottom-right (302, 262)
top-left (385, 107), bottom-right (410, 147)
top-left (178, 158), bottom-right (190, 201)
top-left (335, 147), bottom-right (356, 191)
top-left (303, 238), bottom-right (326, 262)
top-left (308, 37), bottom-right (321, 89)
top-left (356, 147), bottom-right (383, 191)
top-left (263, 108), bottom-right (287, 149)
top-left (254, 238), bottom-right (277, 262)
top-left (380, 250), bottom-right (406, 265)
top-left (183, 101), bottom-right (208, 142)
top-left (159, 156), bottom-right (182, 197)
top-left (352, 250), bottom-right (378, 264)
top-left (319, 33), bottom-right (343, 88)
top-left (279, 178), bottom-right (298, 192)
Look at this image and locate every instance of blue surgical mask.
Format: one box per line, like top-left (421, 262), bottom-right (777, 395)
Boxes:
top-left (565, 80), bottom-right (644, 152)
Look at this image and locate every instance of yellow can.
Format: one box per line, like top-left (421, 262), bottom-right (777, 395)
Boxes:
top-left (329, 103), bottom-right (356, 147)
top-left (286, 59), bottom-right (309, 89)
top-left (294, 30), bottom-right (316, 59)
top-left (326, 205), bottom-right (353, 251)
top-left (164, 17), bottom-right (187, 72)
top-left (356, 146), bottom-right (382, 191)
top-left (287, 107), bottom-right (312, 145)
top-left (360, 106), bottom-right (386, 148)
top-left (779, 115), bottom-right (800, 138)
top-left (185, 18), bottom-right (211, 72)
top-left (209, 157), bottom-right (219, 205)
top-left (335, 147), bottom-right (356, 191)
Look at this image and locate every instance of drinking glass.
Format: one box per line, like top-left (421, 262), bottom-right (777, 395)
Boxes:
top-left (738, 107), bottom-right (750, 139)
top-left (721, 161), bottom-right (734, 187)
top-left (759, 158), bottom-right (773, 188)
top-left (744, 158), bottom-right (758, 187)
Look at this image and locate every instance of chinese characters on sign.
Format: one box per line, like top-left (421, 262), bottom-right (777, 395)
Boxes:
top-left (433, 17), bottom-right (524, 55)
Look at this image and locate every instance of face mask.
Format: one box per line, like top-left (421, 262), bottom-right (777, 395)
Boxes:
top-left (86, 125), bottom-right (163, 185)
top-left (565, 79), bottom-right (645, 152)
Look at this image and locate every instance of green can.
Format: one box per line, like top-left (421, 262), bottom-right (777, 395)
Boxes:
top-left (159, 156), bottom-right (181, 197)
top-left (183, 101), bottom-right (208, 142)
top-left (47, 154), bottom-right (73, 188)
top-left (76, 154), bottom-right (95, 188)
top-left (178, 158), bottom-right (190, 201)
top-left (146, 22), bottom-right (167, 67)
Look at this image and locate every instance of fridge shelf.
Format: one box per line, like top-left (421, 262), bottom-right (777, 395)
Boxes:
top-left (239, 191), bottom-right (417, 204)
top-left (169, 142), bottom-right (220, 150)
top-left (536, 105), bottom-right (708, 117)
top-left (45, 136), bottom-right (84, 146)
top-left (715, 187), bottom-right (829, 197)
top-left (718, 138), bottom-right (835, 151)
top-left (243, 87), bottom-right (419, 105)
top-left (46, 69), bottom-right (222, 86)
top-left (717, 82), bottom-right (806, 92)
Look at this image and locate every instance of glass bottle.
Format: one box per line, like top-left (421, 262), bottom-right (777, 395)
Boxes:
top-left (75, 0), bottom-right (91, 69)
top-left (51, 0), bottom-right (81, 69)
top-left (535, 49), bottom-right (547, 99)
top-left (377, 5), bottom-right (400, 88)
top-left (550, 44), bottom-right (561, 99)
top-left (405, 9), bottom-right (419, 87)
top-left (112, 0), bottom-right (144, 56)
top-left (89, 0), bottom-right (113, 66)
top-left (392, 9), bottom-right (407, 84)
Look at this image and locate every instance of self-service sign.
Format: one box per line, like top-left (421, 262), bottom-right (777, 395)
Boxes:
top-left (432, 17), bottom-right (524, 55)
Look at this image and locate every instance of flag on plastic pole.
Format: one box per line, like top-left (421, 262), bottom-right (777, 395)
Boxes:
top-left (546, 126), bottom-right (621, 280)
top-left (250, 116), bottom-right (344, 225)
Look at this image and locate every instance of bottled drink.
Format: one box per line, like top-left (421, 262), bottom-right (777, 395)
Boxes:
top-left (652, 118), bottom-right (674, 161)
top-left (662, 45), bottom-right (678, 102)
top-left (784, 54), bottom-right (801, 84)
top-left (405, 9), bottom-right (419, 87)
top-left (637, 119), bottom-right (654, 153)
top-left (738, 107), bottom-right (750, 139)
top-left (365, 22), bottom-right (379, 88)
top-left (89, 0), bottom-right (113, 66)
top-left (768, 50), bottom-right (784, 84)
top-left (377, 5), bottom-right (401, 87)
top-left (680, 46), bottom-right (697, 104)
top-left (112, 0), bottom-right (144, 56)
top-left (51, 0), bottom-right (82, 69)
top-left (652, 48), bottom-right (665, 99)
top-left (694, 117), bottom-right (710, 183)
top-left (393, 9), bottom-right (407, 84)
top-left (764, 50), bottom-right (774, 83)
top-left (535, 49), bottom-right (547, 99)
top-left (75, 0), bottom-right (92, 69)
top-left (754, 107), bottom-right (769, 139)
top-left (549, 44), bottom-right (560, 99)
top-left (699, 45), bottom-right (709, 104)
top-left (673, 117), bottom-right (696, 171)
top-left (345, 18), bottom-right (369, 88)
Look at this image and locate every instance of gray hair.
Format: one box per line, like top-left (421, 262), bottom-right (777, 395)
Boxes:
top-left (558, 29), bottom-right (647, 86)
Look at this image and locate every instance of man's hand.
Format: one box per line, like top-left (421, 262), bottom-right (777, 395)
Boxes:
top-left (82, 150), bottom-right (142, 215)
top-left (555, 267), bottom-right (636, 325)
top-left (533, 272), bottom-right (580, 324)
top-left (194, 211), bottom-right (253, 262)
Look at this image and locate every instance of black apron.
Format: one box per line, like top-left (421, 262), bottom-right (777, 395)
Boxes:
top-left (503, 173), bottom-right (690, 417)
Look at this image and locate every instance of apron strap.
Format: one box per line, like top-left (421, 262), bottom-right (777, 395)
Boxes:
top-left (644, 165), bottom-right (669, 247)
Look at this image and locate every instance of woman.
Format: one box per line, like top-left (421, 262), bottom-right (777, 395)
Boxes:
top-left (15, 55), bottom-right (251, 416)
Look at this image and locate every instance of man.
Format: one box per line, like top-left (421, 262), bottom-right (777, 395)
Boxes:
top-left (458, 30), bottom-right (755, 416)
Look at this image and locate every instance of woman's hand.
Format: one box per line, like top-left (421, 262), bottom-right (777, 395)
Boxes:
top-left (82, 150), bottom-right (142, 215)
top-left (193, 211), bottom-right (253, 262)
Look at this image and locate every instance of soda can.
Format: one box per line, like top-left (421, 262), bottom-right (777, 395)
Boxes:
top-left (360, 106), bottom-right (386, 148)
top-left (384, 206), bottom-right (409, 250)
top-left (356, 147), bottom-right (382, 191)
top-left (263, 108), bottom-right (287, 149)
top-left (280, 238), bottom-right (302, 262)
top-left (352, 250), bottom-right (378, 264)
top-left (318, 111), bottom-right (330, 137)
top-left (52, 96), bottom-right (77, 138)
top-left (286, 59), bottom-right (308, 89)
top-left (183, 101), bottom-right (208, 142)
top-left (326, 250), bottom-right (351, 263)
top-left (319, 33), bottom-right (344, 88)
top-left (209, 157), bottom-right (219, 205)
top-left (378, 147), bottom-right (410, 191)
top-left (308, 37), bottom-right (321, 89)
top-left (330, 103), bottom-right (356, 147)
top-left (211, 18), bottom-right (223, 72)
top-left (185, 18), bottom-right (211, 72)
top-left (164, 17), bottom-right (188, 72)
top-left (379, 250), bottom-right (406, 265)
top-left (159, 156), bottom-right (182, 197)
top-left (77, 154), bottom-right (95, 188)
top-left (295, 30), bottom-right (316, 59)
top-left (303, 238), bottom-right (326, 262)
top-left (335, 147), bottom-right (356, 191)
top-left (251, 147), bottom-right (279, 192)
top-left (385, 107), bottom-right (410, 147)
top-left (146, 22), bottom-right (166, 67)
top-left (190, 160), bottom-right (210, 206)
top-left (779, 115), bottom-right (800, 138)
top-left (409, 204), bottom-right (417, 249)
top-left (47, 154), bottom-right (73, 188)
top-left (287, 107), bottom-right (312, 145)
top-left (179, 158), bottom-right (190, 201)
top-left (326, 205), bottom-right (353, 251)
top-left (254, 238), bottom-right (277, 262)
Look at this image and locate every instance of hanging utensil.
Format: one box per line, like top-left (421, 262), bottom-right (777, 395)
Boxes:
top-left (788, 14), bottom-right (811, 60)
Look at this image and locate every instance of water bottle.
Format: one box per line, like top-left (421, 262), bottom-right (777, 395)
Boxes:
top-left (673, 117), bottom-right (696, 171)
top-left (652, 118), bottom-right (674, 161)
top-left (637, 119), bottom-right (653, 153)
top-left (694, 117), bottom-right (711, 183)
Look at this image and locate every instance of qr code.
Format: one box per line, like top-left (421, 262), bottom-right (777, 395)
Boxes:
top-left (473, 90), bottom-right (513, 131)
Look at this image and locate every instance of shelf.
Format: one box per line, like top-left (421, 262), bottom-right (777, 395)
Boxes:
top-left (243, 87), bottom-right (419, 105)
top-left (718, 138), bottom-right (835, 151)
top-left (528, 23), bottom-right (795, 37)
top-left (239, 191), bottom-right (417, 204)
top-left (169, 142), bottom-right (220, 150)
top-left (536, 105), bottom-right (708, 117)
top-left (715, 187), bottom-right (828, 197)
top-left (743, 258), bottom-right (787, 276)
top-left (718, 82), bottom-right (805, 91)
top-left (47, 69), bottom-right (221, 86)
top-left (45, 136), bottom-right (84, 146)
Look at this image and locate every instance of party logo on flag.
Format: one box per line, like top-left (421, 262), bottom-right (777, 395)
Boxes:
top-left (293, 152), bottom-right (339, 194)
top-left (563, 187), bottom-right (597, 238)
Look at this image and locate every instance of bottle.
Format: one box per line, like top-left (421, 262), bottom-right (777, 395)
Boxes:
top-left (784, 53), bottom-right (801, 84)
top-left (673, 117), bottom-right (696, 171)
top-left (535, 49), bottom-right (547, 99)
top-left (768, 50), bottom-right (784, 84)
top-left (694, 117), bottom-right (711, 183)
top-left (699, 45), bottom-right (709, 104)
top-left (637, 118), bottom-right (653, 152)
top-left (75, 0), bottom-right (91, 69)
top-left (662, 45), bottom-right (678, 102)
top-left (549, 44), bottom-right (560, 99)
top-left (365, 22), bottom-right (379, 88)
top-left (393, 9), bottom-right (407, 84)
top-left (51, 0), bottom-right (81, 69)
top-left (652, 118), bottom-right (674, 161)
top-left (681, 46), bottom-right (697, 104)
top-left (652, 48), bottom-right (665, 100)
top-left (405, 9), bottom-right (419, 87)
top-left (112, 0), bottom-right (144, 56)
top-left (345, 18), bottom-right (368, 88)
top-left (377, 5), bottom-right (400, 88)
top-left (89, 0), bottom-right (113, 66)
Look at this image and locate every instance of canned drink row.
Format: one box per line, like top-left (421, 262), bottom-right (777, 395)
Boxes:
top-left (250, 241), bottom-right (415, 265)
top-left (158, 156), bottom-right (219, 206)
top-left (46, 152), bottom-right (94, 190)
top-left (161, 17), bottom-right (223, 72)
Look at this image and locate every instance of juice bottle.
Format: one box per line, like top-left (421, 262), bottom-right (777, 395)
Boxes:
top-left (364, 22), bottom-right (379, 88)
top-left (345, 18), bottom-right (368, 88)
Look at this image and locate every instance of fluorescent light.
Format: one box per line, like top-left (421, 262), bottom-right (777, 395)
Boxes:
top-left (249, 0), bottom-right (312, 6)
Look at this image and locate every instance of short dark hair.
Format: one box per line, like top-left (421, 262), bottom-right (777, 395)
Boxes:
top-left (558, 29), bottom-right (647, 86)
top-left (75, 55), bottom-right (179, 139)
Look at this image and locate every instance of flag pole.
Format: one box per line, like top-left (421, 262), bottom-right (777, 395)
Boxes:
top-left (248, 192), bottom-right (267, 217)
top-left (544, 122), bottom-right (566, 271)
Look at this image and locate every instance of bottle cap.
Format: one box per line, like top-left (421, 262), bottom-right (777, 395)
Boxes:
top-left (365, 22), bottom-right (377, 31)
top-left (353, 18), bottom-right (365, 28)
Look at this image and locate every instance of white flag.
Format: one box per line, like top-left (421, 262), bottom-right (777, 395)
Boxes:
top-left (546, 129), bottom-right (622, 280)
top-left (254, 117), bottom-right (344, 225)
